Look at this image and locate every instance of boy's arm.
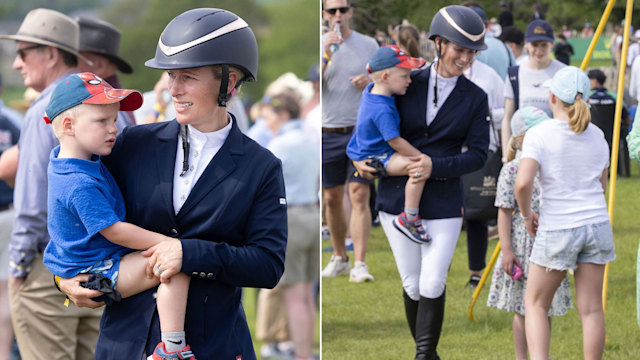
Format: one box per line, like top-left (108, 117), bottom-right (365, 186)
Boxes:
top-left (100, 221), bottom-right (174, 250)
top-left (387, 136), bottom-right (423, 157)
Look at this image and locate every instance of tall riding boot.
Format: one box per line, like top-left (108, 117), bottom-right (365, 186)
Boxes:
top-left (403, 290), bottom-right (419, 340)
top-left (414, 289), bottom-right (446, 360)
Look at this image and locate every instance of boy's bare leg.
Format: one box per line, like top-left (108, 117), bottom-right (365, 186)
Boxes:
top-left (385, 154), bottom-right (426, 209)
top-left (116, 251), bottom-right (160, 298)
top-left (157, 273), bottom-right (190, 332)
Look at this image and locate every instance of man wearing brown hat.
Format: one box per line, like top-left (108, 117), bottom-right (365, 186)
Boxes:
top-left (0, 8), bottom-right (102, 359)
top-left (76, 16), bottom-right (136, 129)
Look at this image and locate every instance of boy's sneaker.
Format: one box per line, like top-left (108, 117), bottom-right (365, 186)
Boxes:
top-left (148, 342), bottom-right (196, 360)
top-left (393, 213), bottom-right (432, 244)
top-left (349, 261), bottom-right (374, 283)
top-left (321, 255), bottom-right (350, 278)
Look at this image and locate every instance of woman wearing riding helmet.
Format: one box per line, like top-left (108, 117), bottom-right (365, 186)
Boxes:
top-left (353, 5), bottom-right (489, 359)
top-left (57, 8), bottom-right (287, 360)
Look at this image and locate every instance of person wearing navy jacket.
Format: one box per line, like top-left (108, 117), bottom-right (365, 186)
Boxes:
top-left (354, 6), bottom-right (489, 360)
top-left (58, 8), bottom-right (287, 360)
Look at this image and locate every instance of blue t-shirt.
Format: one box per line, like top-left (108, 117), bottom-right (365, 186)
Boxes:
top-left (346, 82), bottom-right (401, 161)
top-left (43, 146), bottom-right (129, 278)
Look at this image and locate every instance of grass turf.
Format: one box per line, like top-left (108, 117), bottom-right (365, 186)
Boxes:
top-left (320, 165), bottom-right (640, 359)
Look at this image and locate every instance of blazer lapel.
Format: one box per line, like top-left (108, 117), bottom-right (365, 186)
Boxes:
top-left (177, 120), bottom-right (244, 217)
top-left (154, 121), bottom-right (180, 218)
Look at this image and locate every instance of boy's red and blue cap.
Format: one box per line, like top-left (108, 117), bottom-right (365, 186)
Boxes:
top-left (367, 45), bottom-right (426, 74)
top-left (44, 72), bottom-right (143, 124)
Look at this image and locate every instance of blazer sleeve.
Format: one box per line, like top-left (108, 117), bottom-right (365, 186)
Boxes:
top-left (430, 91), bottom-right (490, 178)
top-left (180, 156), bottom-right (288, 289)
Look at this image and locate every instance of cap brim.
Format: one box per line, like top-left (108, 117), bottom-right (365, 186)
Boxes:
top-left (525, 35), bottom-right (553, 43)
top-left (83, 88), bottom-right (143, 112)
top-left (104, 54), bottom-right (133, 74)
top-left (397, 57), bottom-right (426, 69)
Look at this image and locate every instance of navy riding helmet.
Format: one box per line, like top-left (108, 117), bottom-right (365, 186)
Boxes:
top-left (145, 8), bottom-right (258, 106)
top-left (428, 5), bottom-right (487, 51)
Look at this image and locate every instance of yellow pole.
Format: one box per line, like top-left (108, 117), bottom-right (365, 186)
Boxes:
top-left (468, 242), bottom-right (501, 322)
top-left (580, 0), bottom-right (616, 70)
top-left (603, 0), bottom-right (634, 312)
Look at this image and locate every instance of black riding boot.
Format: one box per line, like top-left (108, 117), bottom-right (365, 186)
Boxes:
top-left (403, 290), bottom-right (419, 340)
top-left (414, 289), bottom-right (446, 360)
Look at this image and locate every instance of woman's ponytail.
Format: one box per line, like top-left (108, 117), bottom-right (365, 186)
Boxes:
top-left (568, 94), bottom-right (591, 133)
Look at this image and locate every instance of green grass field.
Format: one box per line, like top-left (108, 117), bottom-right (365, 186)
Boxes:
top-left (321, 166), bottom-right (640, 359)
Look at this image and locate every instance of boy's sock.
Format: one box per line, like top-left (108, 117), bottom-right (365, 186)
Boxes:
top-left (162, 331), bottom-right (186, 352)
top-left (405, 207), bottom-right (419, 221)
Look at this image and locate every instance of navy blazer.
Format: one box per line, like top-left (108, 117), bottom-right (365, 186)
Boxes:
top-left (96, 118), bottom-right (287, 360)
top-left (377, 65), bottom-right (490, 219)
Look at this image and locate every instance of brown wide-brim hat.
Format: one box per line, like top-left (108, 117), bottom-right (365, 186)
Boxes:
top-left (0, 8), bottom-right (91, 65)
top-left (76, 16), bottom-right (133, 74)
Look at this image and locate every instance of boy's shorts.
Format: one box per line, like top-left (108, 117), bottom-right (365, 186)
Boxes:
top-left (530, 221), bottom-right (615, 271)
top-left (79, 258), bottom-right (121, 289)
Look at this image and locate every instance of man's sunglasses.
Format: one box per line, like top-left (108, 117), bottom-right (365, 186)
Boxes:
top-left (325, 7), bottom-right (350, 15)
top-left (17, 44), bottom-right (44, 61)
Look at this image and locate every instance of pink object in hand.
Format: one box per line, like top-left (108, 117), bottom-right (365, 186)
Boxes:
top-left (512, 263), bottom-right (523, 280)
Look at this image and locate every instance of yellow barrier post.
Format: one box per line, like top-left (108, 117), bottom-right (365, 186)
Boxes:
top-left (603, 0), bottom-right (634, 312)
top-left (468, 242), bottom-right (501, 322)
top-left (580, 0), bottom-right (616, 70)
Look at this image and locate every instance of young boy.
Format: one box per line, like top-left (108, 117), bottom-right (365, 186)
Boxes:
top-left (346, 45), bottom-right (430, 244)
top-left (42, 73), bottom-right (196, 360)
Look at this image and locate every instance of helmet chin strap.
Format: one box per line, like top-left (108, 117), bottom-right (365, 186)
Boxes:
top-left (434, 38), bottom-right (443, 108)
top-left (217, 64), bottom-right (230, 107)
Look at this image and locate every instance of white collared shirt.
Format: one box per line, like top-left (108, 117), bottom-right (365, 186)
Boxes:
top-left (426, 62), bottom-right (458, 126)
top-left (173, 119), bottom-right (233, 214)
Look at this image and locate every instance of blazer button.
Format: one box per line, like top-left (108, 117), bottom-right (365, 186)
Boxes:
top-left (192, 272), bottom-right (198, 277)
top-left (207, 273), bottom-right (214, 279)
top-left (200, 272), bottom-right (206, 278)
top-left (170, 229), bottom-right (178, 236)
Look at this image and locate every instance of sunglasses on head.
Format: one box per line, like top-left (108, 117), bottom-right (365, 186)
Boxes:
top-left (17, 44), bottom-right (44, 61)
top-left (325, 7), bottom-right (350, 15)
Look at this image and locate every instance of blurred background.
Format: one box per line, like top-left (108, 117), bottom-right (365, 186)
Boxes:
top-left (0, 0), bottom-right (319, 108)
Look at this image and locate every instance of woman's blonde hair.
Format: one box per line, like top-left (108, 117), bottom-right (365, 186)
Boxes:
top-left (565, 94), bottom-right (591, 133)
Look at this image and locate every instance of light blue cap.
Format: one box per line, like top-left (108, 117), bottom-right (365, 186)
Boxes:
top-left (511, 106), bottom-right (550, 136)
top-left (542, 66), bottom-right (590, 104)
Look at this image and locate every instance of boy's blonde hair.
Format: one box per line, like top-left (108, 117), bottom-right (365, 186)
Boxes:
top-left (51, 104), bottom-right (81, 139)
top-left (370, 66), bottom-right (401, 83)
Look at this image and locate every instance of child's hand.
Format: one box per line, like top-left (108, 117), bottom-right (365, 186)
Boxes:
top-left (501, 250), bottom-right (518, 276)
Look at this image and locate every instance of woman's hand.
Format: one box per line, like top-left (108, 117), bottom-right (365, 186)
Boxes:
top-left (352, 160), bottom-right (378, 180)
top-left (58, 274), bottom-right (105, 309)
top-left (406, 154), bottom-right (432, 184)
top-left (142, 239), bottom-right (183, 283)
top-left (523, 212), bottom-right (539, 238)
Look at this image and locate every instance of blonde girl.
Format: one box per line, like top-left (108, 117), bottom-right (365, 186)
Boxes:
top-left (515, 66), bottom-right (614, 360)
top-left (487, 107), bottom-right (572, 360)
